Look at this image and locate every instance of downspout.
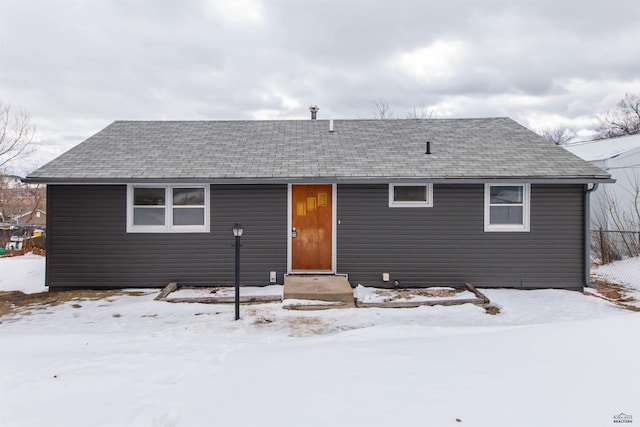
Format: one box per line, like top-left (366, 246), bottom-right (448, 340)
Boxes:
top-left (45, 185), bottom-right (51, 290)
top-left (584, 183), bottom-right (599, 288)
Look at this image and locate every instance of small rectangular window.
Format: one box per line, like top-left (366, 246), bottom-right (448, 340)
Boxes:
top-left (134, 206), bottom-right (166, 226)
top-left (484, 184), bottom-right (530, 232)
top-left (127, 185), bottom-right (209, 233)
top-left (173, 188), bottom-right (205, 206)
top-left (172, 188), bottom-right (205, 226)
top-left (133, 187), bottom-right (166, 226)
top-left (134, 187), bottom-right (165, 205)
top-left (395, 186), bottom-right (427, 202)
top-left (173, 208), bottom-right (205, 226)
top-left (389, 183), bottom-right (433, 207)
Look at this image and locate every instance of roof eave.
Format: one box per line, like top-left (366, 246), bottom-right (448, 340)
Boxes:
top-left (23, 176), bottom-right (615, 185)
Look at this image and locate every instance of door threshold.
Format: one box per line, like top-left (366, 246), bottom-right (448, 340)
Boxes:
top-left (288, 271), bottom-right (335, 275)
top-left (286, 272), bottom-right (349, 280)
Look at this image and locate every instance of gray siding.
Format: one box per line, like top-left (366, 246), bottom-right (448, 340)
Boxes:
top-left (47, 185), bottom-right (287, 289)
top-left (47, 183), bottom-right (585, 290)
top-left (336, 184), bottom-right (585, 289)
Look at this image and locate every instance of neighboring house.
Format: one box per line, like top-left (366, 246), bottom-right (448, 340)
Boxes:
top-left (0, 174), bottom-right (46, 224)
top-left (1, 175), bottom-right (24, 189)
top-left (564, 134), bottom-right (640, 230)
top-left (1, 174), bottom-right (40, 191)
top-left (26, 117), bottom-right (611, 291)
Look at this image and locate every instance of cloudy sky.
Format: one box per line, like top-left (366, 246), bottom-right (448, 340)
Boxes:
top-left (1, 0), bottom-right (639, 174)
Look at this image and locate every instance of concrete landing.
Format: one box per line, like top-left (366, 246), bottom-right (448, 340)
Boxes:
top-left (283, 275), bottom-right (355, 308)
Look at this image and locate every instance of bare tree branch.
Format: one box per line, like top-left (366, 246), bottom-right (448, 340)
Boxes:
top-left (0, 101), bottom-right (37, 170)
top-left (540, 127), bottom-right (573, 145)
top-left (596, 92), bottom-right (640, 138)
top-left (370, 99), bottom-right (394, 119)
top-left (405, 107), bottom-right (434, 119)
top-left (594, 170), bottom-right (640, 263)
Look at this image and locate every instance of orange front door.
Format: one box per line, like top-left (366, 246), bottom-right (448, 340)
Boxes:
top-left (291, 184), bottom-right (333, 271)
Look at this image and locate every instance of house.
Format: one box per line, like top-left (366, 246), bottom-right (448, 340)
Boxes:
top-left (0, 174), bottom-right (46, 226)
top-left (1, 174), bottom-right (24, 189)
top-left (564, 134), bottom-right (640, 230)
top-left (25, 116), bottom-right (611, 291)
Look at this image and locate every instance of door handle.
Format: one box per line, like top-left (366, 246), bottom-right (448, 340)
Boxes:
top-left (292, 227), bottom-right (297, 238)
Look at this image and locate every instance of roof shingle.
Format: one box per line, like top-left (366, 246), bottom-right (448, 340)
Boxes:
top-left (26, 118), bottom-right (610, 183)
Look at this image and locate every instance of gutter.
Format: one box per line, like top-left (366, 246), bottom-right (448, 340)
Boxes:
top-left (584, 183), bottom-right (599, 288)
top-left (23, 176), bottom-right (615, 185)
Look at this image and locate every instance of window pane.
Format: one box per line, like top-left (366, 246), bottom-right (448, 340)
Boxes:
top-left (394, 186), bottom-right (427, 202)
top-left (490, 186), bottom-right (523, 204)
top-left (134, 188), bottom-right (165, 206)
top-left (173, 188), bottom-right (205, 206)
top-left (490, 206), bottom-right (523, 224)
top-left (173, 208), bottom-right (205, 225)
top-left (134, 207), bottom-right (165, 225)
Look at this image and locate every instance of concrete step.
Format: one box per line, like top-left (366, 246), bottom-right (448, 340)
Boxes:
top-left (283, 275), bottom-right (354, 308)
top-left (282, 300), bottom-right (355, 310)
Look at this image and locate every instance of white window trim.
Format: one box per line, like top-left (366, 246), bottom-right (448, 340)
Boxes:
top-left (127, 184), bottom-right (210, 233)
top-left (484, 183), bottom-right (530, 232)
top-left (388, 183), bottom-right (434, 207)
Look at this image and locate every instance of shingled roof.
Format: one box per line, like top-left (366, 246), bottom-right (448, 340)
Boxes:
top-left (26, 117), bottom-right (611, 183)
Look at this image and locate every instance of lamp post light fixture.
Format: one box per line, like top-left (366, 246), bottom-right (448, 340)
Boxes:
top-left (232, 223), bottom-right (244, 320)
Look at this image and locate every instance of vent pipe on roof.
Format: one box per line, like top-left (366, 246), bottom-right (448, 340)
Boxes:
top-left (309, 105), bottom-right (319, 120)
top-left (425, 141), bottom-right (432, 155)
top-left (329, 119), bottom-right (334, 132)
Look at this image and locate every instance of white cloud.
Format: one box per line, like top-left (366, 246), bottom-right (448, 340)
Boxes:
top-left (251, 90), bottom-right (302, 119)
top-left (1, 0), bottom-right (639, 171)
top-left (203, 0), bottom-right (265, 28)
top-left (391, 39), bottom-right (468, 82)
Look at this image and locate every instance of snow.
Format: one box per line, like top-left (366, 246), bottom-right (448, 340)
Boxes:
top-left (168, 285), bottom-right (284, 299)
top-left (592, 256), bottom-right (640, 290)
top-left (355, 284), bottom-right (475, 303)
top-left (564, 133), bottom-right (640, 161)
top-left (1, 254), bottom-right (639, 427)
top-left (0, 252), bottom-right (47, 294)
top-left (592, 256), bottom-right (640, 304)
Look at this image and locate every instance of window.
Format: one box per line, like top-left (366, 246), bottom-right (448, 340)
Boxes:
top-left (484, 184), bottom-right (530, 232)
top-left (127, 185), bottom-right (209, 233)
top-left (389, 183), bottom-right (433, 207)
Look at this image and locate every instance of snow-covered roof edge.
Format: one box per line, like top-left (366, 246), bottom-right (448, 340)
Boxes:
top-left (564, 134), bottom-right (640, 162)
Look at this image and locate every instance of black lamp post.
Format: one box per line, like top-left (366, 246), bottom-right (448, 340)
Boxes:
top-left (232, 223), bottom-right (244, 320)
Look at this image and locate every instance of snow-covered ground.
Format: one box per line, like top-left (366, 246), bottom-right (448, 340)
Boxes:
top-left (0, 252), bottom-right (47, 294)
top-left (1, 254), bottom-right (639, 427)
top-left (355, 284), bottom-right (475, 303)
top-left (593, 256), bottom-right (640, 304)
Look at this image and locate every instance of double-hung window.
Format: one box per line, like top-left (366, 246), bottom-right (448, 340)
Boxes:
top-left (484, 184), bottom-right (530, 232)
top-left (389, 183), bottom-right (433, 207)
top-left (127, 185), bottom-right (210, 233)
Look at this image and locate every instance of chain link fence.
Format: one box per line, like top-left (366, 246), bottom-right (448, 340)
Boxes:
top-left (590, 229), bottom-right (640, 296)
top-left (591, 228), bottom-right (640, 265)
